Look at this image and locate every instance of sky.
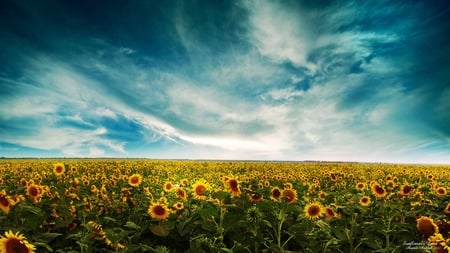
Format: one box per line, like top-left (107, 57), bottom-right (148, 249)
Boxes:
top-left (1, 0), bottom-right (450, 163)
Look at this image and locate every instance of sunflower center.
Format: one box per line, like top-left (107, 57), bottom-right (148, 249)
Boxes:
top-left (326, 208), bottom-right (335, 216)
top-left (130, 177), bottom-right (139, 184)
top-left (283, 192), bottom-right (294, 201)
top-left (403, 186), bottom-right (412, 194)
top-left (177, 189), bottom-right (185, 197)
top-left (153, 205), bottom-right (166, 216)
top-left (418, 220), bottom-right (437, 237)
top-left (6, 238), bottom-right (29, 253)
top-left (0, 195), bottom-right (10, 207)
top-left (195, 185), bottom-right (206, 195)
top-left (271, 189), bottom-right (281, 198)
top-left (375, 185), bottom-right (385, 194)
top-left (229, 180), bottom-right (238, 189)
top-left (28, 187), bottom-right (38, 197)
top-left (308, 206), bottom-right (320, 216)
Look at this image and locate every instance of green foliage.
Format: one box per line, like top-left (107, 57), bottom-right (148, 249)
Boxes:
top-left (0, 159), bottom-right (449, 252)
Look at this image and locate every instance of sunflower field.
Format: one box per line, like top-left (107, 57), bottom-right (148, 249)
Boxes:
top-left (0, 159), bottom-right (449, 253)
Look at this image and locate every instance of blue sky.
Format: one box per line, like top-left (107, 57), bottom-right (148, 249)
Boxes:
top-left (1, 0), bottom-right (449, 163)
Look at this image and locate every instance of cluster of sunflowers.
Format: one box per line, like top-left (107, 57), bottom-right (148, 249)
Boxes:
top-left (0, 159), bottom-right (449, 252)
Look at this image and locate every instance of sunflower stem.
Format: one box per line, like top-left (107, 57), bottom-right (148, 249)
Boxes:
top-left (276, 208), bottom-right (285, 249)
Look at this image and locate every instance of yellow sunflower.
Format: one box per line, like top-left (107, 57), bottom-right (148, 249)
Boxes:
top-left (163, 182), bottom-right (173, 192)
top-left (53, 163), bottom-right (65, 176)
top-left (284, 182), bottom-right (293, 189)
top-left (0, 190), bottom-right (13, 214)
top-left (148, 203), bottom-right (170, 220)
top-left (175, 188), bottom-right (187, 201)
top-left (324, 207), bottom-right (336, 221)
top-left (318, 191), bottom-right (327, 199)
top-left (281, 188), bottom-right (297, 204)
top-left (304, 203), bottom-right (323, 220)
top-left (444, 203), bottom-right (450, 214)
top-left (26, 185), bottom-right (42, 203)
top-left (359, 196), bottom-right (371, 207)
top-left (400, 184), bottom-right (413, 196)
top-left (180, 178), bottom-right (188, 186)
top-left (192, 180), bottom-right (209, 200)
top-left (172, 202), bottom-right (184, 210)
top-left (436, 187), bottom-right (447, 196)
top-left (248, 193), bottom-right (263, 203)
top-left (128, 174), bottom-right (142, 187)
top-left (371, 183), bottom-right (386, 198)
top-left (270, 187), bottom-right (282, 201)
top-left (0, 230), bottom-right (35, 253)
top-left (225, 178), bottom-right (241, 196)
top-left (356, 182), bottom-right (366, 191)
top-left (416, 216), bottom-right (438, 237)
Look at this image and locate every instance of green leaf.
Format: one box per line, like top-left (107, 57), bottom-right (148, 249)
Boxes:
top-left (125, 221), bottom-right (141, 230)
top-left (38, 232), bottom-right (63, 243)
top-left (332, 229), bottom-right (347, 241)
top-left (34, 241), bottom-right (54, 252)
top-left (103, 216), bottom-right (118, 223)
top-left (20, 203), bottom-right (44, 216)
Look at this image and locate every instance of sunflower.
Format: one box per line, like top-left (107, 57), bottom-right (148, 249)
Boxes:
top-left (53, 163), bottom-right (65, 176)
top-left (359, 196), bottom-right (371, 207)
top-left (0, 190), bottom-right (13, 214)
top-left (324, 207), bottom-right (336, 221)
top-left (148, 203), bottom-right (170, 220)
top-left (0, 230), bottom-right (36, 253)
top-left (304, 203), bottom-right (323, 220)
top-left (413, 191), bottom-right (423, 199)
top-left (318, 191), bottom-right (327, 199)
top-left (26, 185), bottom-right (42, 203)
top-left (128, 174), bottom-right (142, 187)
top-left (249, 193), bottom-right (263, 203)
top-left (175, 188), bottom-right (187, 201)
top-left (225, 178), bottom-right (241, 196)
top-left (329, 173), bottom-right (337, 182)
top-left (400, 184), bottom-right (413, 196)
top-left (192, 180), bottom-right (209, 200)
top-left (356, 182), bottom-right (366, 191)
top-left (444, 203), bottom-right (450, 214)
top-left (371, 183), bottom-right (387, 198)
top-left (180, 178), bottom-right (188, 186)
top-left (163, 182), bottom-right (173, 192)
top-left (284, 183), bottom-right (293, 189)
top-left (386, 180), bottom-right (395, 189)
top-left (436, 187), bottom-right (447, 196)
top-left (416, 216), bottom-right (438, 237)
top-left (172, 202), bottom-right (184, 210)
top-left (281, 188), bottom-right (297, 204)
top-left (270, 187), bottom-right (282, 201)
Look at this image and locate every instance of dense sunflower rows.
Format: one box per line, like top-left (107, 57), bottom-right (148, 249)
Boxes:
top-left (0, 159), bottom-right (449, 252)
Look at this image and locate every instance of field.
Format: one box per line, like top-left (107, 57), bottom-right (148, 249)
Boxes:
top-left (0, 159), bottom-right (449, 253)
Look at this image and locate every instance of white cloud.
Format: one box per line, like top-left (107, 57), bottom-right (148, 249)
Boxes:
top-left (93, 107), bottom-right (117, 119)
top-left (119, 47), bottom-right (135, 55)
top-left (244, 1), bottom-right (316, 72)
top-left (89, 147), bottom-right (105, 157)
